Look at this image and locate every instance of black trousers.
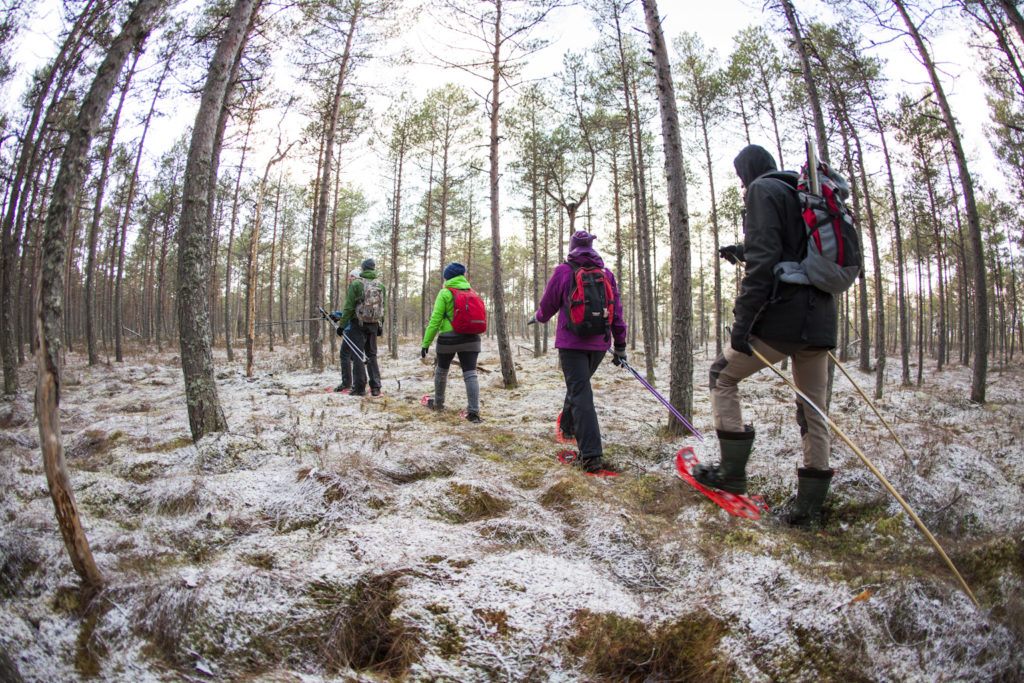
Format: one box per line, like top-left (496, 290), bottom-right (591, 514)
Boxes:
top-left (347, 322), bottom-right (380, 391)
top-left (436, 350), bottom-right (478, 371)
top-left (338, 329), bottom-right (354, 388)
top-left (559, 349), bottom-right (606, 461)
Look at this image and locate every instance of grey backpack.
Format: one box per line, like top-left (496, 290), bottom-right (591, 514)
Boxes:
top-left (766, 163), bottom-right (862, 295)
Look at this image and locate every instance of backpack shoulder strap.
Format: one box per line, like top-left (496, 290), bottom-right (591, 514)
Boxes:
top-left (759, 170), bottom-right (800, 192)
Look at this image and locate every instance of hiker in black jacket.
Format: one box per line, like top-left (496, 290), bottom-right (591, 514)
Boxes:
top-left (694, 144), bottom-right (837, 528)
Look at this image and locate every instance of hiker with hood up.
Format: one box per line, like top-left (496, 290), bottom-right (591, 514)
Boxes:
top-left (421, 262), bottom-right (483, 423)
top-left (336, 258), bottom-right (385, 396)
top-left (532, 230), bottom-right (627, 474)
top-left (694, 144), bottom-right (837, 527)
top-left (330, 268), bottom-right (363, 393)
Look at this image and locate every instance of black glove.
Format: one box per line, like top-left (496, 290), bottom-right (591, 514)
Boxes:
top-left (611, 345), bottom-right (627, 367)
top-left (336, 326), bottom-right (344, 337)
top-left (718, 243), bottom-right (745, 265)
top-left (421, 347), bottom-right (428, 359)
top-left (526, 318), bottom-right (537, 326)
top-left (328, 313), bottom-right (340, 322)
top-left (730, 324), bottom-right (753, 356)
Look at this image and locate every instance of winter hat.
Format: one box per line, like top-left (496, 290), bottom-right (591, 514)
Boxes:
top-left (569, 230), bottom-right (596, 250)
top-left (349, 268), bottom-right (361, 280)
top-left (443, 262), bottom-right (466, 281)
top-left (361, 258), bottom-right (375, 271)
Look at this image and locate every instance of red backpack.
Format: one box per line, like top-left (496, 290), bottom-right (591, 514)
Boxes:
top-left (446, 287), bottom-right (487, 334)
top-left (565, 266), bottom-right (614, 337)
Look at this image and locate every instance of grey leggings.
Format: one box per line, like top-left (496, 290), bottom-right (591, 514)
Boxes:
top-left (434, 351), bottom-right (480, 413)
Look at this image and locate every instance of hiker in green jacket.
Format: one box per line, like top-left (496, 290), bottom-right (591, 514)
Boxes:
top-left (421, 262), bottom-right (483, 423)
top-left (337, 258), bottom-right (385, 396)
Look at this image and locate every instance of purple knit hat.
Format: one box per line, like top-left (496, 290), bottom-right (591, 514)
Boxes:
top-left (569, 230), bottom-right (596, 250)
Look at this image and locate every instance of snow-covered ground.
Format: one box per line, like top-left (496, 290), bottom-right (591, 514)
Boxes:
top-left (1, 338), bottom-right (1022, 681)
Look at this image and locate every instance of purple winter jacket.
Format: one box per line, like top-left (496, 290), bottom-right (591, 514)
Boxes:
top-left (535, 247), bottom-right (628, 351)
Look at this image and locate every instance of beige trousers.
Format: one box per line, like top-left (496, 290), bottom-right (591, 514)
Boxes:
top-left (709, 336), bottom-right (831, 469)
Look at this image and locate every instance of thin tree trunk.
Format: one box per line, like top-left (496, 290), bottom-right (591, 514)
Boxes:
top-left (780, 0), bottom-right (830, 164)
top-left (489, 0), bottom-right (517, 387)
top-left (114, 48), bottom-right (166, 363)
top-left (86, 57), bottom-right (140, 364)
top-left (1, 0), bottom-right (99, 392)
top-left (246, 142), bottom-right (292, 376)
top-left (267, 173), bottom-right (281, 351)
top-left (225, 106), bottom-right (256, 363)
top-left (642, 0), bottom-right (694, 434)
top-left (893, 0), bottom-right (988, 402)
top-left (177, 0), bottom-right (260, 441)
top-left (310, 4), bottom-right (359, 370)
top-left (36, 0), bottom-right (163, 595)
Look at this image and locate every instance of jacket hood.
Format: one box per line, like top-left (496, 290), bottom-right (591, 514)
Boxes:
top-left (359, 269), bottom-right (379, 280)
top-left (567, 246), bottom-right (605, 269)
top-left (733, 144), bottom-right (777, 188)
top-left (443, 275), bottom-right (471, 289)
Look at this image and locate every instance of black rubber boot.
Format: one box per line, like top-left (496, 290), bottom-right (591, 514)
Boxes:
top-left (782, 467), bottom-right (834, 528)
top-left (693, 426), bottom-right (755, 495)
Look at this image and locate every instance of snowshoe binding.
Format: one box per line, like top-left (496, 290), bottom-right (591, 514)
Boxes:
top-left (674, 447), bottom-right (768, 519)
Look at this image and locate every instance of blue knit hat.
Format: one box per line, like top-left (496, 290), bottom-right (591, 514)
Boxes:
top-left (443, 262), bottom-right (466, 281)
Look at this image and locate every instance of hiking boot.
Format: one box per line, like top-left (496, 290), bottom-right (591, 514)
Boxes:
top-left (371, 387), bottom-right (381, 397)
top-left (425, 397), bottom-right (441, 411)
top-left (692, 426), bottom-right (755, 495)
top-left (777, 467), bottom-right (834, 528)
top-left (464, 411), bottom-right (482, 423)
top-left (334, 384), bottom-right (350, 393)
top-left (579, 456), bottom-right (606, 474)
top-left (349, 389), bottom-right (367, 397)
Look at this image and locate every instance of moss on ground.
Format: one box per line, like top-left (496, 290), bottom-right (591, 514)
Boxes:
top-left (565, 609), bottom-right (734, 682)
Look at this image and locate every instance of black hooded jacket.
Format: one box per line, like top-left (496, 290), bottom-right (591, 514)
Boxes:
top-left (731, 145), bottom-right (837, 349)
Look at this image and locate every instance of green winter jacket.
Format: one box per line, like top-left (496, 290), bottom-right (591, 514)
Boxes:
top-left (338, 269), bottom-right (385, 328)
top-left (421, 275), bottom-right (473, 348)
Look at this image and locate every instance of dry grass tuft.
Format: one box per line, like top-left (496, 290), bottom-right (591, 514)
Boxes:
top-left (538, 478), bottom-right (581, 510)
top-left (0, 532), bottom-right (40, 599)
top-left (314, 570), bottom-right (421, 675)
top-left (154, 479), bottom-right (204, 516)
top-left (436, 482), bottom-right (511, 523)
top-left (566, 609), bottom-right (734, 682)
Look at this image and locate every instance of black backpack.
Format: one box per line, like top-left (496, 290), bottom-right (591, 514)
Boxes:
top-left (564, 265), bottom-right (615, 337)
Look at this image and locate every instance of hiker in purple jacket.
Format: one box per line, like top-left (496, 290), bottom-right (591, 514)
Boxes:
top-left (533, 230), bottom-right (628, 473)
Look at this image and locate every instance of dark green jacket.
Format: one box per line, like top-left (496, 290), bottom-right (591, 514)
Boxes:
top-left (338, 269), bottom-right (385, 328)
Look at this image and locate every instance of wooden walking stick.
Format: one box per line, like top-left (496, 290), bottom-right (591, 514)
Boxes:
top-left (827, 350), bottom-right (913, 466)
top-left (752, 347), bottom-right (979, 607)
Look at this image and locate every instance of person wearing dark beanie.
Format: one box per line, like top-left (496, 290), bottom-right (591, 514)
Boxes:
top-left (336, 257), bottom-right (385, 396)
top-left (443, 262), bottom-right (466, 281)
top-left (533, 230), bottom-right (627, 475)
top-left (421, 263), bottom-right (484, 423)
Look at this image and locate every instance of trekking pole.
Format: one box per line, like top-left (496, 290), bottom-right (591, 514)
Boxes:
top-left (254, 318), bottom-right (322, 326)
top-left (341, 329), bottom-right (368, 364)
top-left (827, 350), bottom-right (914, 466)
top-left (620, 360), bottom-right (704, 442)
top-left (750, 346), bottom-right (979, 607)
top-left (318, 305), bottom-right (369, 364)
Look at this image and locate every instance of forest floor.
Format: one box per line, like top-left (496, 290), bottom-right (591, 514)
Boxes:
top-left (1, 338), bottom-right (1023, 681)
